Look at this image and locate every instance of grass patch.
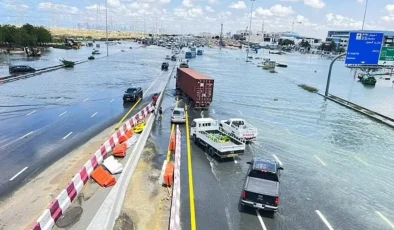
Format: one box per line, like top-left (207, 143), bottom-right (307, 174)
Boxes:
top-left (298, 84), bottom-right (318, 93)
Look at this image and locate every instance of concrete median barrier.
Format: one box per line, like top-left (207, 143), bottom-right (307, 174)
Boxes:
top-left (30, 102), bottom-right (154, 230)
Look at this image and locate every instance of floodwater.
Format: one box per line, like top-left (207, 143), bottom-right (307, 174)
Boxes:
top-left (0, 43), bottom-right (393, 229)
top-left (0, 41), bottom-right (131, 77)
top-left (179, 48), bottom-right (394, 230)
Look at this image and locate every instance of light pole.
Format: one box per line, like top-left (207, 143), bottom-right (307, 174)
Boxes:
top-left (105, 0), bottom-right (109, 56)
top-left (361, 0), bottom-right (369, 30)
top-left (245, 0), bottom-right (255, 62)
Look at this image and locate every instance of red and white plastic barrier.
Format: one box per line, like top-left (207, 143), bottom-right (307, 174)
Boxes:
top-left (31, 103), bottom-right (155, 230)
top-left (170, 126), bottom-right (182, 230)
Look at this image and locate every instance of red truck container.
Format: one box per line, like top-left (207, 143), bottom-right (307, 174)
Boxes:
top-left (176, 68), bottom-right (214, 109)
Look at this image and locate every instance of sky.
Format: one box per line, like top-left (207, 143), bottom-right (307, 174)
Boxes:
top-left (1, 0), bottom-right (394, 39)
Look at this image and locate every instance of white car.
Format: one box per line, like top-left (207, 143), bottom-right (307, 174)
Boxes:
top-left (171, 108), bottom-right (186, 123)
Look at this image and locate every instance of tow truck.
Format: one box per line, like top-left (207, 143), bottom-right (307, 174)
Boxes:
top-left (191, 118), bottom-right (245, 159)
top-left (219, 118), bottom-right (258, 142)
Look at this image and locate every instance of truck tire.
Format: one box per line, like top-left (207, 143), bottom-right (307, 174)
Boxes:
top-left (238, 198), bottom-right (245, 213)
top-left (208, 147), bottom-right (214, 157)
top-left (192, 134), bottom-right (197, 144)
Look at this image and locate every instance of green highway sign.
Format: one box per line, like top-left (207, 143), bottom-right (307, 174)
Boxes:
top-left (379, 47), bottom-right (394, 65)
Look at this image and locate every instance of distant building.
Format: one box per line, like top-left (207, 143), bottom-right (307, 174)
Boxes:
top-left (325, 30), bottom-right (394, 50)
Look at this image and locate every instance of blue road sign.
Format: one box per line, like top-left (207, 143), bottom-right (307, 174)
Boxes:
top-left (345, 32), bottom-right (384, 65)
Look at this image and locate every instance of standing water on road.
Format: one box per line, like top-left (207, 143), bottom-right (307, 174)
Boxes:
top-left (183, 47), bottom-right (394, 230)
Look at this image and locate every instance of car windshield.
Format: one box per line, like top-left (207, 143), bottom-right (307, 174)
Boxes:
top-left (173, 110), bottom-right (184, 116)
top-left (126, 88), bottom-right (137, 93)
top-left (249, 170), bottom-right (279, 182)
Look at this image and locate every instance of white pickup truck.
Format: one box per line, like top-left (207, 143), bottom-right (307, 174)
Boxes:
top-left (191, 118), bottom-right (245, 159)
top-left (219, 118), bottom-right (258, 142)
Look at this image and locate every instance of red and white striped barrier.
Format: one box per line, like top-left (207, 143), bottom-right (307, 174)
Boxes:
top-left (170, 126), bottom-right (182, 230)
top-left (31, 103), bottom-right (155, 230)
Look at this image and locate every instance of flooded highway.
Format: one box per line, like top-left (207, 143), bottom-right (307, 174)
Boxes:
top-left (1, 43), bottom-right (394, 230)
top-left (177, 48), bottom-right (394, 229)
top-left (0, 43), bottom-right (172, 198)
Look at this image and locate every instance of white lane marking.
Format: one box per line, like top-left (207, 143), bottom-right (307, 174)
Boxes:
top-left (62, 132), bottom-right (73, 140)
top-left (354, 156), bottom-right (368, 166)
top-left (212, 109), bottom-right (216, 114)
top-left (314, 155), bottom-right (327, 166)
top-left (316, 210), bottom-right (334, 230)
top-left (200, 111), bottom-right (204, 118)
top-left (83, 98), bottom-right (89, 102)
top-left (100, 89), bottom-right (105, 92)
top-left (273, 154), bottom-right (283, 166)
top-left (58, 111), bottom-right (67, 117)
top-left (0, 108), bottom-right (6, 112)
top-left (26, 110), bottom-right (36, 116)
top-left (9, 167), bottom-right (28, 181)
top-left (256, 210), bottom-right (268, 230)
top-left (234, 159), bottom-right (238, 164)
top-left (238, 110), bottom-right (243, 115)
top-left (145, 73), bottom-right (163, 95)
top-left (376, 211), bottom-right (394, 229)
top-left (110, 99), bottom-right (114, 103)
top-left (20, 131), bottom-right (34, 139)
top-left (56, 97), bottom-right (62, 101)
top-left (91, 112), bottom-right (98, 118)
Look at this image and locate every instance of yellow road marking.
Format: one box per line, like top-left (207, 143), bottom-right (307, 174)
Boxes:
top-left (185, 108), bottom-right (197, 230)
top-left (166, 124), bottom-right (175, 162)
top-left (112, 98), bottom-right (142, 131)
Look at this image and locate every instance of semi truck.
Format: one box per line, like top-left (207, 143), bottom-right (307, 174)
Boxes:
top-left (176, 68), bottom-right (214, 110)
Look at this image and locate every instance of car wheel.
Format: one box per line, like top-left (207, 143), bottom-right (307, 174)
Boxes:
top-left (208, 147), bottom-right (214, 157)
top-left (192, 135), bottom-right (197, 144)
top-left (238, 198), bottom-right (245, 213)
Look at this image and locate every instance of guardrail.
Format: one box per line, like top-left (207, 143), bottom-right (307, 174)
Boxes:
top-left (169, 125), bottom-right (181, 230)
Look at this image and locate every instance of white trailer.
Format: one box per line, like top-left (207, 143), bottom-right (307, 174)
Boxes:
top-left (191, 118), bottom-right (245, 159)
top-left (219, 118), bottom-right (258, 142)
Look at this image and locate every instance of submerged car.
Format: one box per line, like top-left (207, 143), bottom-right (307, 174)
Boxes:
top-left (9, 65), bottom-right (36, 74)
top-left (123, 87), bottom-right (143, 103)
top-left (171, 107), bottom-right (186, 123)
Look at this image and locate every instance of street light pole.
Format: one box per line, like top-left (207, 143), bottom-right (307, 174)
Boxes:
top-left (361, 0), bottom-right (369, 30)
top-left (246, 0), bottom-right (255, 62)
top-left (105, 0), bottom-right (109, 57)
top-left (324, 53), bottom-right (346, 97)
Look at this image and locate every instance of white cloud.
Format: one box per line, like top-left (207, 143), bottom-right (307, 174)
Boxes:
top-left (160, 0), bottom-right (171, 3)
top-left (255, 4), bottom-right (294, 17)
top-left (325, 13), bottom-right (367, 29)
top-left (208, 0), bottom-right (218, 4)
top-left (182, 0), bottom-right (193, 8)
top-left (129, 2), bottom-right (150, 9)
top-left (229, 1), bottom-right (247, 9)
top-left (188, 7), bottom-right (203, 17)
top-left (0, 0), bottom-right (29, 11)
top-left (304, 0), bottom-right (325, 9)
top-left (357, 0), bottom-right (363, 3)
top-left (108, 0), bottom-right (121, 8)
top-left (381, 5), bottom-right (394, 22)
top-left (38, 2), bottom-right (79, 14)
top-left (280, 0), bottom-right (299, 1)
top-left (205, 6), bottom-right (214, 12)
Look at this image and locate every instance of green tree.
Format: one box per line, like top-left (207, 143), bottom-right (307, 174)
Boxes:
top-left (299, 40), bottom-right (311, 48)
top-left (281, 39), bottom-right (295, 46)
top-left (35, 26), bottom-right (52, 43)
top-left (329, 41), bottom-right (337, 51)
top-left (337, 47), bottom-right (346, 53)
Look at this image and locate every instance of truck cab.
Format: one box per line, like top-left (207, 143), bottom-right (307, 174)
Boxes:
top-left (191, 118), bottom-right (218, 136)
top-left (219, 118), bottom-right (258, 141)
top-left (239, 158), bottom-right (283, 214)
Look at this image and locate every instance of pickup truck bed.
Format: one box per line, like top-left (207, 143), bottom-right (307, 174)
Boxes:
top-left (246, 177), bottom-right (278, 197)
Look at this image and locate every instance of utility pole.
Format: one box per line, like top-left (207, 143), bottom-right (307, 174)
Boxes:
top-left (220, 22), bottom-right (223, 50)
top-left (246, 0), bottom-right (255, 62)
top-left (361, 0), bottom-right (369, 30)
top-left (291, 21), bottom-right (301, 33)
top-left (105, 0), bottom-right (109, 56)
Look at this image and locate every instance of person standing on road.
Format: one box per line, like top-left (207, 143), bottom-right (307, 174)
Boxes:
top-left (152, 94), bottom-right (158, 106)
top-left (158, 107), bottom-right (163, 121)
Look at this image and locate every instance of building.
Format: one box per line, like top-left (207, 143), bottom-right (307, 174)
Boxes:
top-left (326, 30), bottom-right (394, 50)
